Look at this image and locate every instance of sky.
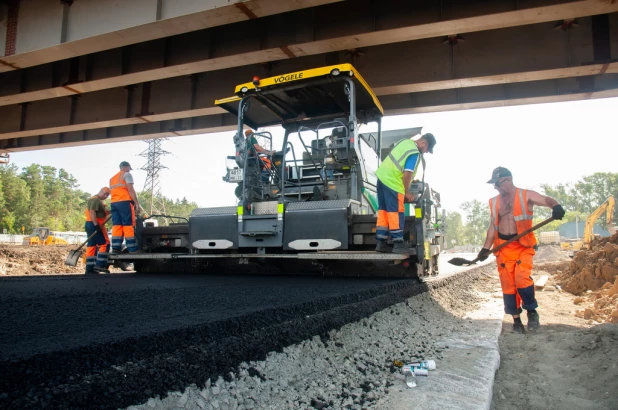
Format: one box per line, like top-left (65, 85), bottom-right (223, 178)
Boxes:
top-left (8, 96), bottom-right (618, 216)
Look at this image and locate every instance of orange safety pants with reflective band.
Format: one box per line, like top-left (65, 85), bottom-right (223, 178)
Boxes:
top-left (376, 179), bottom-right (405, 242)
top-left (495, 241), bottom-right (538, 315)
top-left (85, 219), bottom-right (110, 273)
top-left (111, 200), bottom-right (138, 252)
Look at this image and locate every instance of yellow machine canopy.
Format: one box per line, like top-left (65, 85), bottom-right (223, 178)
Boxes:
top-left (215, 64), bottom-right (384, 130)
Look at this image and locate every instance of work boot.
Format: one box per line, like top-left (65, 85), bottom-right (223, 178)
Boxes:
top-left (84, 271), bottom-right (97, 276)
top-left (513, 318), bottom-right (526, 334)
top-left (93, 266), bottom-right (110, 274)
top-left (392, 241), bottom-right (414, 255)
top-left (527, 310), bottom-right (540, 332)
top-left (375, 241), bottom-right (391, 253)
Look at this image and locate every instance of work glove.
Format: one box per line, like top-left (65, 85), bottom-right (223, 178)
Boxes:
top-left (94, 225), bottom-right (103, 235)
top-left (551, 204), bottom-right (565, 220)
top-left (477, 248), bottom-right (491, 262)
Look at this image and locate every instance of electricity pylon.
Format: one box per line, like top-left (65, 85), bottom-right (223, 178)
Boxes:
top-left (139, 138), bottom-right (169, 221)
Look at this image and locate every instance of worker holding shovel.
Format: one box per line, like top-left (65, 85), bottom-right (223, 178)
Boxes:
top-left (478, 167), bottom-right (565, 333)
top-left (85, 187), bottom-right (112, 275)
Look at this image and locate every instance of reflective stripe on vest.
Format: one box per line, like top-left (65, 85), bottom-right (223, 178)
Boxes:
top-left (375, 139), bottom-right (420, 194)
top-left (387, 148), bottom-right (418, 172)
top-left (110, 171), bottom-right (132, 202)
top-left (513, 189), bottom-right (533, 222)
top-left (489, 188), bottom-right (536, 248)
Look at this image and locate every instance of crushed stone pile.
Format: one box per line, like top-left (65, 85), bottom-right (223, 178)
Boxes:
top-left (553, 232), bottom-right (618, 324)
top-left (0, 244), bottom-right (86, 275)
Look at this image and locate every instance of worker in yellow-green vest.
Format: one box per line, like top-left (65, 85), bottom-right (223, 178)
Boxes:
top-left (374, 133), bottom-right (436, 254)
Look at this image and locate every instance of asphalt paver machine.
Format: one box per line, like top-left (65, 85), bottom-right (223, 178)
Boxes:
top-left (110, 64), bottom-right (444, 278)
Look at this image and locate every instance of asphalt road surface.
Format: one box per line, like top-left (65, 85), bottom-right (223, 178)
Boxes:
top-left (0, 253), bottom-right (478, 409)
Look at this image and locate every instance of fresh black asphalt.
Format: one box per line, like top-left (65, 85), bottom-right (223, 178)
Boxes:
top-left (0, 272), bottom-right (471, 409)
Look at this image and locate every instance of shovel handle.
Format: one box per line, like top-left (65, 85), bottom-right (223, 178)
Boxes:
top-left (449, 216), bottom-right (556, 266)
top-left (73, 215), bottom-right (112, 252)
top-left (489, 216), bottom-right (555, 255)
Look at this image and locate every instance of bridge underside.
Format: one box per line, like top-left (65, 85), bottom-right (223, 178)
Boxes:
top-left (0, 0), bottom-right (617, 152)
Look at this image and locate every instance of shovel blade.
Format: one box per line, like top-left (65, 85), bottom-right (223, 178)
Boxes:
top-left (448, 257), bottom-right (476, 266)
top-left (65, 249), bottom-right (82, 266)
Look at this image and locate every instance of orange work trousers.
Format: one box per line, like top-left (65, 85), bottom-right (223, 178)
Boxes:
top-left (376, 179), bottom-right (405, 242)
top-left (495, 241), bottom-right (538, 315)
top-left (111, 200), bottom-right (138, 252)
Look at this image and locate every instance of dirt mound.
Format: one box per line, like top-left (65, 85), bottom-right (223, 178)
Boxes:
top-left (0, 244), bottom-right (85, 275)
top-left (572, 277), bottom-right (618, 324)
top-left (552, 232), bottom-right (618, 324)
top-left (533, 245), bottom-right (572, 263)
top-left (535, 261), bottom-right (571, 276)
top-left (558, 232), bottom-right (618, 295)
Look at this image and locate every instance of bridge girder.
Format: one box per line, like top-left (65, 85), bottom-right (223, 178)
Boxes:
top-left (0, 0), bottom-right (617, 151)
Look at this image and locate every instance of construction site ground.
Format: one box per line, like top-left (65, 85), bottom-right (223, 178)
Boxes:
top-left (0, 242), bottom-right (617, 409)
top-left (0, 244), bottom-right (124, 276)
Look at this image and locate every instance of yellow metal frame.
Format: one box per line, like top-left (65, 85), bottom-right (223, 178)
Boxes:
top-left (214, 63), bottom-right (384, 115)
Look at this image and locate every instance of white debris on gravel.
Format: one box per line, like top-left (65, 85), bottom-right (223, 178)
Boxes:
top-left (130, 270), bottom-right (496, 410)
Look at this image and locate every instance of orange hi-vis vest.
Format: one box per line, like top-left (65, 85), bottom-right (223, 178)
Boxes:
top-left (110, 171), bottom-right (132, 202)
top-left (489, 188), bottom-right (536, 248)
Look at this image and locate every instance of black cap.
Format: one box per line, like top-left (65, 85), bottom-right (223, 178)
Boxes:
top-left (487, 166), bottom-right (512, 184)
top-left (119, 161), bottom-right (132, 170)
top-left (422, 133), bottom-right (436, 154)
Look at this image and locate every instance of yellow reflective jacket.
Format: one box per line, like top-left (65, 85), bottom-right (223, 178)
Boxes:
top-left (375, 139), bottom-right (420, 193)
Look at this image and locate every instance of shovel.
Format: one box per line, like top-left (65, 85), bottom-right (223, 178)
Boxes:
top-left (448, 216), bottom-right (555, 266)
top-left (65, 216), bottom-right (112, 266)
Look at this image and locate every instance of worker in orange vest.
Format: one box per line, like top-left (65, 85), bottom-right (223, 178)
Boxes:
top-left (85, 187), bottom-right (111, 274)
top-left (109, 161), bottom-right (140, 253)
top-left (478, 167), bottom-right (565, 333)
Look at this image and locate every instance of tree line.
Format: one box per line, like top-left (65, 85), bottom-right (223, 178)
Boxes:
top-left (444, 172), bottom-right (618, 247)
top-left (0, 164), bottom-right (199, 233)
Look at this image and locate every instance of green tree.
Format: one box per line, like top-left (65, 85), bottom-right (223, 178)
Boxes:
top-left (137, 192), bottom-right (198, 224)
top-left (443, 210), bottom-right (465, 249)
top-left (460, 199), bottom-right (490, 245)
top-left (41, 165), bottom-right (66, 230)
top-left (20, 164), bottom-right (46, 228)
top-left (0, 165), bottom-right (31, 232)
top-left (540, 172), bottom-right (617, 230)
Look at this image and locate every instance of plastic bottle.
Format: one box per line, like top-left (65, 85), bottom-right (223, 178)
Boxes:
top-left (402, 365), bottom-right (429, 377)
top-left (408, 360), bottom-right (436, 371)
top-left (403, 370), bottom-right (417, 388)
